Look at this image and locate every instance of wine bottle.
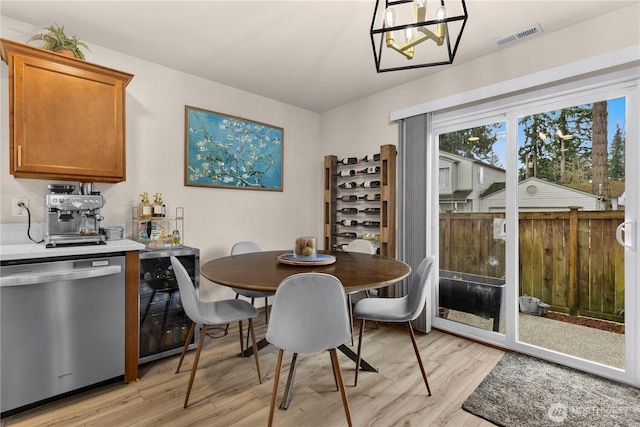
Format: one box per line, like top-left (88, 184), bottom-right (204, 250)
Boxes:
top-left (337, 195), bottom-right (357, 202)
top-left (360, 221), bottom-right (380, 227)
top-left (362, 233), bottom-right (380, 241)
top-left (356, 166), bottom-right (380, 175)
top-left (333, 243), bottom-right (349, 250)
top-left (360, 153), bottom-right (380, 162)
top-left (339, 207), bottom-right (358, 214)
top-left (337, 219), bottom-right (358, 226)
top-left (334, 232), bottom-right (357, 238)
top-left (337, 157), bottom-right (357, 165)
top-left (338, 181), bottom-right (357, 189)
top-left (334, 169), bottom-right (355, 177)
top-left (358, 193), bottom-right (380, 201)
top-left (360, 208), bottom-right (381, 215)
top-left (358, 180), bottom-right (381, 188)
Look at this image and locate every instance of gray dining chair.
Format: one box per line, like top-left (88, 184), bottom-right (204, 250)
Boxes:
top-left (353, 255), bottom-right (436, 395)
top-left (344, 239), bottom-right (378, 345)
top-left (266, 273), bottom-right (353, 427)
top-left (230, 241), bottom-right (274, 326)
top-left (170, 256), bottom-right (262, 408)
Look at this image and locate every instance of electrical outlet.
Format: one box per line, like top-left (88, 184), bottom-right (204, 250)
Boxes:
top-left (12, 198), bottom-right (29, 216)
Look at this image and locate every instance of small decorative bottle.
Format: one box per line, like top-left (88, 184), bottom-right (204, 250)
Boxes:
top-left (152, 193), bottom-right (166, 218)
top-left (138, 192), bottom-right (152, 220)
top-left (171, 228), bottom-right (181, 246)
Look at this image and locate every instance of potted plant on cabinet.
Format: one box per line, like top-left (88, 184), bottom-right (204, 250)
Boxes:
top-left (28, 23), bottom-right (90, 60)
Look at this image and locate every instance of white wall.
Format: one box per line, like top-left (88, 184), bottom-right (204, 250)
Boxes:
top-left (0, 17), bottom-right (322, 301)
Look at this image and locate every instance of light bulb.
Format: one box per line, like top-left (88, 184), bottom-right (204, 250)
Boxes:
top-left (384, 7), bottom-right (396, 27)
top-left (436, 6), bottom-right (447, 20)
top-left (405, 27), bottom-right (415, 43)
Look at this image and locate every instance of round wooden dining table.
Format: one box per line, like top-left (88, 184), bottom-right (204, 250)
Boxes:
top-left (200, 249), bottom-right (411, 409)
top-left (200, 249), bottom-right (411, 294)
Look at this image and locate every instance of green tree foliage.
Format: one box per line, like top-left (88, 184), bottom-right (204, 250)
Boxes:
top-left (609, 124), bottom-right (625, 181)
top-left (518, 105), bottom-right (593, 183)
top-left (438, 124), bottom-right (502, 166)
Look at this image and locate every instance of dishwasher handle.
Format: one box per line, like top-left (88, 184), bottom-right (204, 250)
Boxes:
top-left (0, 265), bottom-right (122, 287)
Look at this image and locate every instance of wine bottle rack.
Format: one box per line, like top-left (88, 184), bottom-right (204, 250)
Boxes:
top-left (324, 144), bottom-right (396, 262)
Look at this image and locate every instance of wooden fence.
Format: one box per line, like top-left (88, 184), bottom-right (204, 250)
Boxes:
top-left (440, 209), bottom-right (625, 322)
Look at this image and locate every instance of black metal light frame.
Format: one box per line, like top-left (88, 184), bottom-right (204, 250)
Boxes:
top-left (370, 0), bottom-right (468, 73)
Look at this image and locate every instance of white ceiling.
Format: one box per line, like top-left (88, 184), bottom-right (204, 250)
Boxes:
top-left (1, 1), bottom-right (636, 112)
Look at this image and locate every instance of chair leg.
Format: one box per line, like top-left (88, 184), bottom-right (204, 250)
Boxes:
top-left (264, 296), bottom-right (269, 325)
top-left (364, 291), bottom-right (379, 329)
top-left (224, 293), bottom-right (241, 335)
top-left (175, 321), bottom-right (195, 374)
top-left (248, 318), bottom-right (262, 384)
top-left (329, 350), bottom-right (339, 391)
top-left (354, 318), bottom-right (366, 387)
top-left (184, 324), bottom-right (207, 408)
top-left (406, 321), bottom-right (431, 396)
top-left (348, 294), bottom-right (354, 346)
top-left (238, 320), bottom-right (245, 354)
top-left (329, 348), bottom-right (353, 427)
top-left (268, 349), bottom-right (285, 427)
top-left (245, 299), bottom-right (256, 349)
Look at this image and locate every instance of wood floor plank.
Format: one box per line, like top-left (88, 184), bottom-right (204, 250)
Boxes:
top-left (2, 316), bottom-right (504, 427)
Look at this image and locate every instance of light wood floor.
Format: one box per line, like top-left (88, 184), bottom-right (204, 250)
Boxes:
top-left (2, 314), bottom-right (504, 427)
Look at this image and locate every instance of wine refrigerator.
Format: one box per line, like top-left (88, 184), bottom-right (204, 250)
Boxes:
top-left (138, 246), bottom-right (199, 363)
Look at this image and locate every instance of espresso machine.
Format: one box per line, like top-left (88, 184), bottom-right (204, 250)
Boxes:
top-left (44, 183), bottom-right (106, 248)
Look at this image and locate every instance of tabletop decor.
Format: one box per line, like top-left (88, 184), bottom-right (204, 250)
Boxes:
top-left (277, 253), bottom-right (336, 266)
top-left (185, 106), bottom-right (283, 191)
top-left (294, 236), bottom-right (317, 258)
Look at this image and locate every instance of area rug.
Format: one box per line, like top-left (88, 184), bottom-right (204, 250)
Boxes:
top-left (462, 352), bottom-right (640, 426)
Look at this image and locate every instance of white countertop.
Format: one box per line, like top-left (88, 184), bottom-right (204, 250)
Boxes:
top-left (0, 239), bottom-right (145, 262)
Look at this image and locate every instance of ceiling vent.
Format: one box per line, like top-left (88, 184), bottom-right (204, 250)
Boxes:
top-left (492, 24), bottom-right (543, 48)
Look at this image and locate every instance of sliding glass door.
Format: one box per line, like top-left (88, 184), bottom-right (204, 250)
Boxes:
top-left (436, 121), bottom-right (507, 337)
top-left (515, 95), bottom-right (627, 370)
top-left (430, 76), bottom-right (638, 385)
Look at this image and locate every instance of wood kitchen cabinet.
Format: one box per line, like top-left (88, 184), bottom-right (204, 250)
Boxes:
top-left (1, 39), bottom-right (134, 183)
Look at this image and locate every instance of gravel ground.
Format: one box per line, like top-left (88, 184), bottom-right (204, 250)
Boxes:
top-left (445, 310), bottom-right (625, 368)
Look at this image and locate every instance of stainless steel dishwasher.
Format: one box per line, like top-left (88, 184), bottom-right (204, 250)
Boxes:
top-left (0, 254), bottom-right (126, 415)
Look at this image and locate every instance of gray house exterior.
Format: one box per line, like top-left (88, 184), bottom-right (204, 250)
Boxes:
top-left (481, 177), bottom-right (604, 212)
top-left (439, 151), bottom-right (506, 213)
top-left (439, 152), bottom-right (605, 213)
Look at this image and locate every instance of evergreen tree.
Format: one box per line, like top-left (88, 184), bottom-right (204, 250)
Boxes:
top-left (591, 101), bottom-right (609, 199)
top-left (438, 124), bottom-right (501, 165)
top-left (518, 105), bottom-right (592, 183)
top-left (609, 124), bottom-right (625, 180)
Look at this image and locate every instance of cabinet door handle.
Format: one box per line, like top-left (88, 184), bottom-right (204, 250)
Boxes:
top-left (17, 145), bottom-right (22, 167)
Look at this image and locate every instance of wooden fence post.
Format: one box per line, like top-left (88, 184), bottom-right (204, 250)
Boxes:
top-left (568, 206), bottom-right (580, 315)
top-left (444, 210), bottom-right (451, 270)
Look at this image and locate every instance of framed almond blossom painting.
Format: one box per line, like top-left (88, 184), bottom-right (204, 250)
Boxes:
top-left (185, 106), bottom-right (283, 191)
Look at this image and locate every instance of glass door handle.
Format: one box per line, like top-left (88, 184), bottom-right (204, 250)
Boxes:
top-left (615, 220), bottom-right (635, 250)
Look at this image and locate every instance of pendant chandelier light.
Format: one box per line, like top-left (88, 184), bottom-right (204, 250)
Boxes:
top-left (370, 0), bottom-right (468, 73)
